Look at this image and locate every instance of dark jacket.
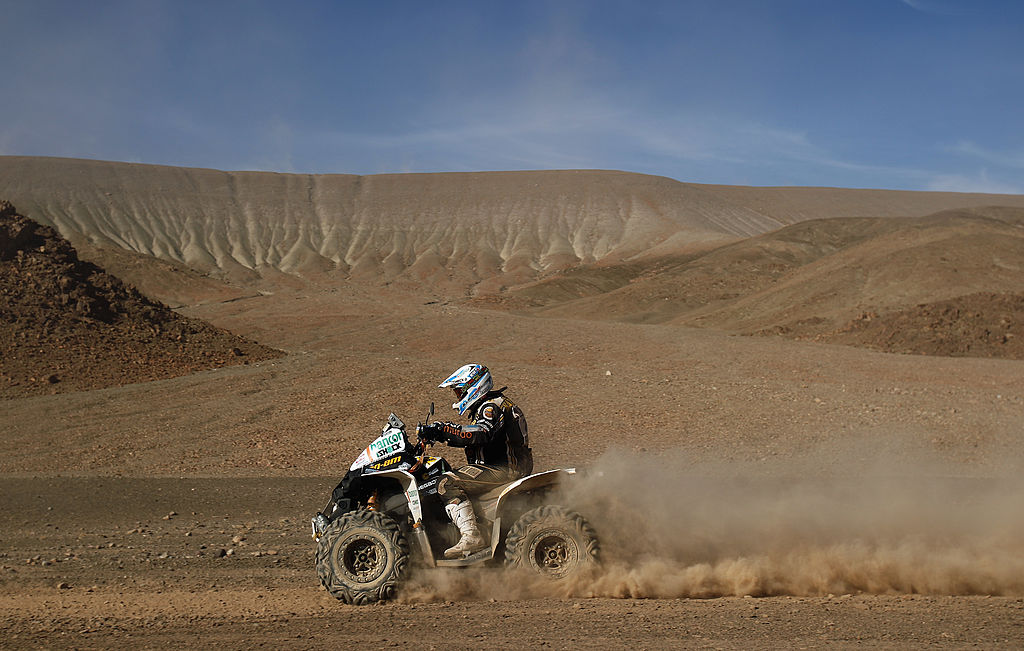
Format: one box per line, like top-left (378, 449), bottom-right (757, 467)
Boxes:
top-left (437, 391), bottom-right (533, 476)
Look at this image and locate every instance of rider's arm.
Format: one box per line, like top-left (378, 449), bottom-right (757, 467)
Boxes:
top-left (436, 401), bottom-right (504, 448)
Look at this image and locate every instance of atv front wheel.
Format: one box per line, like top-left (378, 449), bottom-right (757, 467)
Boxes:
top-left (504, 505), bottom-right (598, 580)
top-left (316, 509), bottom-right (410, 604)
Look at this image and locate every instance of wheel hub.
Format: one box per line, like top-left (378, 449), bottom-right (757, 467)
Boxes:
top-left (530, 531), bottom-right (579, 576)
top-left (339, 537), bottom-right (387, 583)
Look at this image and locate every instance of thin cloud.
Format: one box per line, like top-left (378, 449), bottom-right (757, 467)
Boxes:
top-left (288, 95), bottom-right (937, 190)
top-left (925, 170), bottom-right (1023, 195)
top-left (899, 0), bottom-right (967, 16)
top-left (950, 141), bottom-right (1024, 169)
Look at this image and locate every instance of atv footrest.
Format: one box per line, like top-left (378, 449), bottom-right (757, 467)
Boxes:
top-left (433, 516), bottom-right (501, 567)
top-left (434, 546), bottom-right (494, 567)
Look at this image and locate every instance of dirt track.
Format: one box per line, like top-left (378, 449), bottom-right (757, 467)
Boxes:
top-left (2, 287), bottom-right (1024, 648)
top-left (3, 478), bottom-right (1023, 650)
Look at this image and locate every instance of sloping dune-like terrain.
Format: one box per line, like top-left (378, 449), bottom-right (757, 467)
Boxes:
top-left (526, 207), bottom-right (1024, 356)
top-left (3, 156), bottom-right (1024, 648)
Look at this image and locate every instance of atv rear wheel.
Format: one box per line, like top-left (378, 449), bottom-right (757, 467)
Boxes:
top-left (504, 505), bottom-right (598, 580)
top-left (316, 509), bottom-right (410, 604)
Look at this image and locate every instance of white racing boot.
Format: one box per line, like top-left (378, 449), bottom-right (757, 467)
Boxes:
top-left (444, 501), bottom-right (487, 558)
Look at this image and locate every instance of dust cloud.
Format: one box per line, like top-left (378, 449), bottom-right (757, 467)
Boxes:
top-left (559, 448), bottom-right (1024, 598)
top-left (399, 447), bottom-right (1024, 602)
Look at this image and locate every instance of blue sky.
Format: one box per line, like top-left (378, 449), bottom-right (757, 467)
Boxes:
top-left (3, 0), bottom-right (1023, 192)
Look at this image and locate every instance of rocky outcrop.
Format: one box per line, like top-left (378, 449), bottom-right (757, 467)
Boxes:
top-left (1, 202), bottom-right (283, 397)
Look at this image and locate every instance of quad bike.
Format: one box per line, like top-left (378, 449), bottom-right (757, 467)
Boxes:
top-left (311, 407), bottom-right (599, 604)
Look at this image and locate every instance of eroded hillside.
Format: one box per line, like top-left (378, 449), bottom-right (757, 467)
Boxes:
top-left (6, 156), bottom-right (1024, 296)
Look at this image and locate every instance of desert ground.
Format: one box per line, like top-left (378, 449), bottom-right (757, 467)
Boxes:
top-left (2, 157), bottom-right (1024, 648)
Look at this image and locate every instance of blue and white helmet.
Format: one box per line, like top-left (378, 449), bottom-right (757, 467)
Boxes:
top-left (439, 364), bottom-right (493, 416)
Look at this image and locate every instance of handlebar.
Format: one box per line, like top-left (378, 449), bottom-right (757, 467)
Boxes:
top-left (409, 423), bottom-right (431, 473)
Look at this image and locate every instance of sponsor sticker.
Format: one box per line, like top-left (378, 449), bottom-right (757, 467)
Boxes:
top-left (367, 431), bottom-right (405, 460)
top-left (368, 456), bottom-right (401, 470)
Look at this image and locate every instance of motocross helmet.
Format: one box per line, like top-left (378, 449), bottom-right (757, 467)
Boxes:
top-left (439, 364), bottom-right (492, 416)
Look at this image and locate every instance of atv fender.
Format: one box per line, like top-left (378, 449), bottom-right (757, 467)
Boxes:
top-left (478, 468), bottom-right (576, 523)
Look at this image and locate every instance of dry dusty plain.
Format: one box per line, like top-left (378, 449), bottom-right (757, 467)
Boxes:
top-left (2, 157), bottom-right (1024, 648)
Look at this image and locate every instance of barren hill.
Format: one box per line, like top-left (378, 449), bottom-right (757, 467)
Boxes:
top-left (4, 156), bottom-right (1024, 363)
top-left (530, 206), bottom-right (1022, 316)
top-left (5, 156), bottom-right (1024, 297)
top-left (682, 207), bottom-right (1024, 336)
top-left (516, 207), bottom-right (1024, 358)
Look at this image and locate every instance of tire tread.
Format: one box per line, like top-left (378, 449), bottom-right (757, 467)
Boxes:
top-left (504, 504), bottom-right (599, 576)
top-left (315, 509), bottom-right (409, 604)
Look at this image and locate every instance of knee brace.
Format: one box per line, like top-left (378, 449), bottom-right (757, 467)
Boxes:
top-left (437, 474), bottom-right (468, 505)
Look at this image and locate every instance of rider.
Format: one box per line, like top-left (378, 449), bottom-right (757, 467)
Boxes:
top-left (421, 363), bottom-right (533, 558)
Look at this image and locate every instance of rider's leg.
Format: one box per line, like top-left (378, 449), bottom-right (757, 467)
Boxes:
top-left (443, 500), bottom-right (485, 557)
top-left (437, 464), bottom-right (521, 558)
top-left (437, 473), bottom-right (487, 558)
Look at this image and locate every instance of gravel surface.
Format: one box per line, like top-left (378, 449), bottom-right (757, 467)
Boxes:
top-left (3, 478), bottom-right (1023, 650)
